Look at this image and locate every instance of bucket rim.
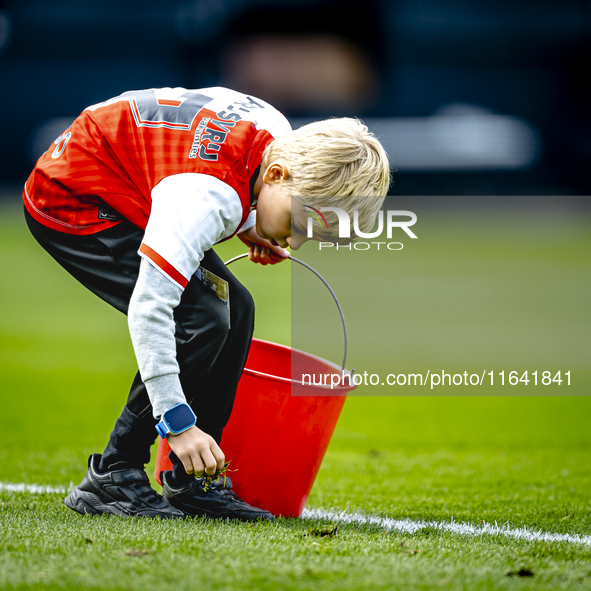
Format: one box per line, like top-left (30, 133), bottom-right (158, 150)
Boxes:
top-left (243, 338), bottom-right (357, 393)
top-left (226, 253), bottom-right (349, 373)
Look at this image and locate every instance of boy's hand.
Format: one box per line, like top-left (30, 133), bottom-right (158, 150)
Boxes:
top-left (167, 425), bottom-right (225, 477)
top-left (237, 226), bottom-right (290, 265)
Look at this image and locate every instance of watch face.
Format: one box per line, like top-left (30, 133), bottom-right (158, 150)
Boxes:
top-left (165, 404), bottom-right (196, 432)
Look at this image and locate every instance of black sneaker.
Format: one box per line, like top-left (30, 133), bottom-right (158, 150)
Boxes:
top-left (161, 471), bottom-right (274, 522)
top-left (63, 453), bottom-right (185, 519)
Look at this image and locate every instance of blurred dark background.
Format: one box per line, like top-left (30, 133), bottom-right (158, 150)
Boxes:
top-left (1, 0), bottom-right (590, 196)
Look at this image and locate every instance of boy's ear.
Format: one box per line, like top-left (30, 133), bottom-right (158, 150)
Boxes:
top-left (263, 159), bottom-right (289, 184)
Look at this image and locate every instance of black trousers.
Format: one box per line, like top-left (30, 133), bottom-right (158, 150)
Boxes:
top-left (25, 209), bottom-right (255, 484)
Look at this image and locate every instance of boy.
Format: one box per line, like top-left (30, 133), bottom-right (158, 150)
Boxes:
top-left (24, 86), bottom-right (390, 521)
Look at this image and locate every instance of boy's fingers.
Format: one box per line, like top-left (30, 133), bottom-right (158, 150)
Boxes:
top-left (268, 244), bottom-right (290, 259)
top-left (190, 454), bottom-right (205, 477)
top-left (201, 449), bottom-right (217, 476)
top-left (256, 245), bottom-right (268, 265)
top-left (264, 246), bottom-right (284, 264)
top-left (253, 244), bottom-right (268, 265)
top-left (181, 454), bottom-right (194, 475)
top-left (268, 250), bottom-right (286, 265)
top-left (259, 247), bottom-right (274, 265)
top-left (247, 244), bottom-right (290, 265)
top-left (249, 244), bottom-right (258, 262)
top-left (211, 446), bottom-right (225, 470)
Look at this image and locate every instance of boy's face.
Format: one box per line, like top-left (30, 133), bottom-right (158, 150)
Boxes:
top-left (255, 160), bottom-right (308, 250)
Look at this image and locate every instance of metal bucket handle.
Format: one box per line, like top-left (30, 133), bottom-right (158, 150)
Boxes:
top-left (225, 253), bottom-right (349, 374)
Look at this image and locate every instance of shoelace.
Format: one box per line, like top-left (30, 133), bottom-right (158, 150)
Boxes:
top-left (208, 476), bottom-right (233, 491)
top-left (128, 480), bottom-right (165, 506)
top-left (196, 477), bottom-right (266, 513)
top-left (207, 479), bottom-right (251, 506)
top-left (215, 486), bottom-right (238, 499)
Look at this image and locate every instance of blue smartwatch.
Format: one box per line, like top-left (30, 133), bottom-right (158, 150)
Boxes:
top-left (155, 403), bottom-right (197, 438)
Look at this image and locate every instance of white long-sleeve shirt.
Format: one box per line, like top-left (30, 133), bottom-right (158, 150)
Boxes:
top-left (129, 173), bottom-right (257, 418)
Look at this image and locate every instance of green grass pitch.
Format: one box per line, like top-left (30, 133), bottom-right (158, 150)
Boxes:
top-left (1, 202), bottom-right (590, 590)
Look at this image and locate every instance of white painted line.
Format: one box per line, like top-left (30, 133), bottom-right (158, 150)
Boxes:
top-left (3, 481), bottom-right (589, 545)
top-left (0, 481), bottom-right (69, 494)
top-left (302, 507), bottom-right (591, 546)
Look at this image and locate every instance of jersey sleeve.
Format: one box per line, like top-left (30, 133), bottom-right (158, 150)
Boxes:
top-left (237, 210), bottom-right (256, 233)
top-left (139, 173), bottom-right (243, 289)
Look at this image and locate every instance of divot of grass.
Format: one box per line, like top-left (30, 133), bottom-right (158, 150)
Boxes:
top-left (306, 524), bottom-right (339, 538)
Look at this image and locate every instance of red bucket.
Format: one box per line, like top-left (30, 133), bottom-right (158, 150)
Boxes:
top-left (155, 255), bottom-right (356, 517)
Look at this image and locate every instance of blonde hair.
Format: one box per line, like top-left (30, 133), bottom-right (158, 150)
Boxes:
top-left (263, 118), bottom-right (391, 242)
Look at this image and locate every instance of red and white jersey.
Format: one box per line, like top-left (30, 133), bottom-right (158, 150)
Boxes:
top-left (24, 87), bottom-right (291, 288)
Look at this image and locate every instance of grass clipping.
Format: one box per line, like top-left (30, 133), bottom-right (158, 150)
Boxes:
top-left (201, 461), bottom-right (233, 492)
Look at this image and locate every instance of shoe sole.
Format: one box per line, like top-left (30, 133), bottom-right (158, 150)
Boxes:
top-left (64, 488), bottom-right (128, 516)
top-left (64, 488), bottom-right (184, 519)
top-left (161, 475), bottom-right (274, 522)
top-left (166, 497), bottom-right (274, 522)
